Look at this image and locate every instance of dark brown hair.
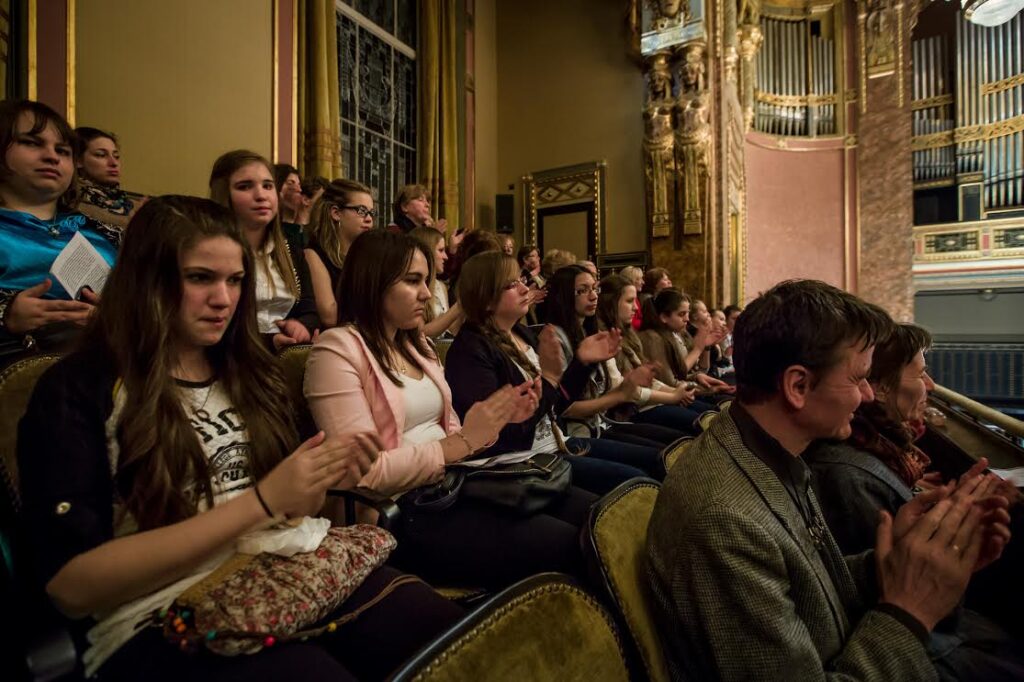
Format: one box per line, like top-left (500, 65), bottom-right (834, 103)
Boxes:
top-left (639, 288), bottom-right (689, 378)
top-left (516, 244), bottom-right (538, 267)
top-left (85, 196), bottom-right (297, 531)
top-left (73, 126), bottom-right (118, 156)
top-left (868, 323), bottom-right (933, 398)
top-left (643, 267), bottom-right (670, 294)
top-left (597, 273), bottom-right (645, 369)
top-left (0, 99), bottom-right (79, 210)
top-left (336, 230), bottom-right (436, 385)
top-left (733, 279), bottom-right (893, 404)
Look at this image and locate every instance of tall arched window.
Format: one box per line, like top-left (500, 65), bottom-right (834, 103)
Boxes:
top-left (336, 1), bottom-right (417, 216)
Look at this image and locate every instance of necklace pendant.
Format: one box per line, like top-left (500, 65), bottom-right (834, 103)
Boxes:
top-left (49, 226), bottom-right (60, 237)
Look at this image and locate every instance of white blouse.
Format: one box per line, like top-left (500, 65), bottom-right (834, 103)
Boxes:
top-left (401, 373), bottom-right (447, 446)
top-left (254, 240), bottom-right (296, 334)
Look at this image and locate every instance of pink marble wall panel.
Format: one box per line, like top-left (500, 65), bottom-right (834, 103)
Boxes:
top-left (744, 141), bottom-right (846, 301)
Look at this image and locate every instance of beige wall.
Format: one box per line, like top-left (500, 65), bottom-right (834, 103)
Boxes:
top-left (76, 0), bottom-right (274, 198)
top-left (474, 0), bottom-right (499, 232)
top-left (491, 0), bottom-right (646, 254)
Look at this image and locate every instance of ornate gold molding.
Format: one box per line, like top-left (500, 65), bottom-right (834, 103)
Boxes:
top-left (913, 178), bottom-right (955, 190)
top-left (521, 162), bottom-right (607, 251)
top-left (981, 73), bottom-right (1024, 96)
top-left (911, 129), bottom-right (954, 151)
top-left (911, 114), bottom-right (1024, 151)
top-left (755, 90), bottom-right (839, 106)
top-left (911, 93), bottom-right (953, 111)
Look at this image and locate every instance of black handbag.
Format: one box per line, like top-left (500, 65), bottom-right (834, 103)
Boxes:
top-left (402, 452), bottom-right (572, 517)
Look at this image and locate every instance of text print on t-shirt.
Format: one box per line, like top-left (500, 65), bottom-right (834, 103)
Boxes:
top-left (185, 384), bottom-right (253, 499)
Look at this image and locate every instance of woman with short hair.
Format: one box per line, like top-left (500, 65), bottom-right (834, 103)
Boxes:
top-left (0, 101), bottom-right (120, 365)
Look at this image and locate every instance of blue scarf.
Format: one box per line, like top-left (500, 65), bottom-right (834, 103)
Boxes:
top-left (0, 207), bottom-right (119, 299)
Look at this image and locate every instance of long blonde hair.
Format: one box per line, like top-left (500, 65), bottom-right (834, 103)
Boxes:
top-left (307, 178), bottom-right (373, 270)
top-left (458, 252), bottom-right (537, 375)
top-left (209, 149), bottom-right (299, 297)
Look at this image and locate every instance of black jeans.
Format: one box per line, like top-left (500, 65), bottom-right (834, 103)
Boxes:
top-left (392, 484), bottom-right (597, 588)
top-left (97, 566), bottom-right (464, 682)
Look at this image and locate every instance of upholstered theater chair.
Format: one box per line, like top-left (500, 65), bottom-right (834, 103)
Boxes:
top-left (583, 478), bottom-right (668, 682)
top-left (389, 573), bottom-right (630, 681)
top-left (660, 436), bottom-right (694, 473)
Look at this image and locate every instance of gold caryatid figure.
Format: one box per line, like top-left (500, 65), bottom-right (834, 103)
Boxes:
top-left (676, 95), bottom-right (711, 235)
top-left (644, 103), bottom-right (675, 238)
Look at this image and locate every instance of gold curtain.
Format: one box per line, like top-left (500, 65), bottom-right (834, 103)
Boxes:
top-left (297, 0), bottom-right (341, 178)
top-left (418, 0), bottom-right (460, 223)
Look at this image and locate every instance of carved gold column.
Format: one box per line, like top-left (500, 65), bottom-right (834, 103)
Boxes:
top-left (675, 41), bottom-right (711, 237)
top-left (638, 0), bottom-right (746, 304)
top-left (643, 51), bottom-right (676, 239)
top-left (736, 16), bottom-right (762, 131)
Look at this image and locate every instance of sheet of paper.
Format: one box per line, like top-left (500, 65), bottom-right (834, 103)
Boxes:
top-left (990, 467), bottom-right (1024, 487)
top-left (49, 231), bottom-right (110, 298)
top-left (450, 450), bottom-right (536, 469)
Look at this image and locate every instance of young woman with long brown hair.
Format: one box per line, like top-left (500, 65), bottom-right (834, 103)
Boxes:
top-left (409, 226), bottom-right (462, 338)
top-left (305, 230), bottom-right (610, 587)
top-left (638, 288), bottom-right (731, 392)
top-left (303, 178), bottom-right (375, 327)
top-left (0, 100), bottom-right (120, 366)
top-left (209, 150), bottom-right (318, 350)
top-left (544, 265), bottom-right (684, 461)
top-left (597, 274), bottom-right (713, 434)
top-left (444, 252), bottom-right (649, 494)
top-left (17, 196), bottom-right (461, 681)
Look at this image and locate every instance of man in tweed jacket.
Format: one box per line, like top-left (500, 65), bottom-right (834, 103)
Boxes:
top-left (647, 280), bottom-right (1009, 681)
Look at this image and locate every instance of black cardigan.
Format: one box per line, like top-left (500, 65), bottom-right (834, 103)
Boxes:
top-left (17, 350), bottom-right (119, 595)
top-left (444, 323), bottom-right (594, 455)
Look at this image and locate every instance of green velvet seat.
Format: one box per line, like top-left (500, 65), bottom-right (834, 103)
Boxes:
top-left (0, 354), bottom-right (62, 508)
top-left (583, 478), bottom-right (668, 682)
top-left (390, 573), bottom-right (630, 681)
top-left (433, 337), bottom-right (453, 366)
top-left (661, 436), bottom-right (694, 473)
top-left (276, 343), bottom-right (317, 440)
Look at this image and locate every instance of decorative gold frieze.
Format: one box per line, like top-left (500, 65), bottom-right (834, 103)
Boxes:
top-left (981, 73), bottom-right (1024, 96)
top-left (911, 114), bottom-right (1024, 151)
top-left (911, 93), bottom-right (954, 111)
top-left (755, 91), bottom-right (840, 106)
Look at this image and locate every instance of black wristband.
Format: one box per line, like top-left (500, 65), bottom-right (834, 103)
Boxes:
top-left (253, 483), bottom-right (275, 518)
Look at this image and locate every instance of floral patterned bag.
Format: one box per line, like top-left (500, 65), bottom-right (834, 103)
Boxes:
top-left (160, 524), bottom-right (400, 655)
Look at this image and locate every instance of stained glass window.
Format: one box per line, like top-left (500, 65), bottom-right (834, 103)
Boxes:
top-left (336, 1), bottom-right (417, 222)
